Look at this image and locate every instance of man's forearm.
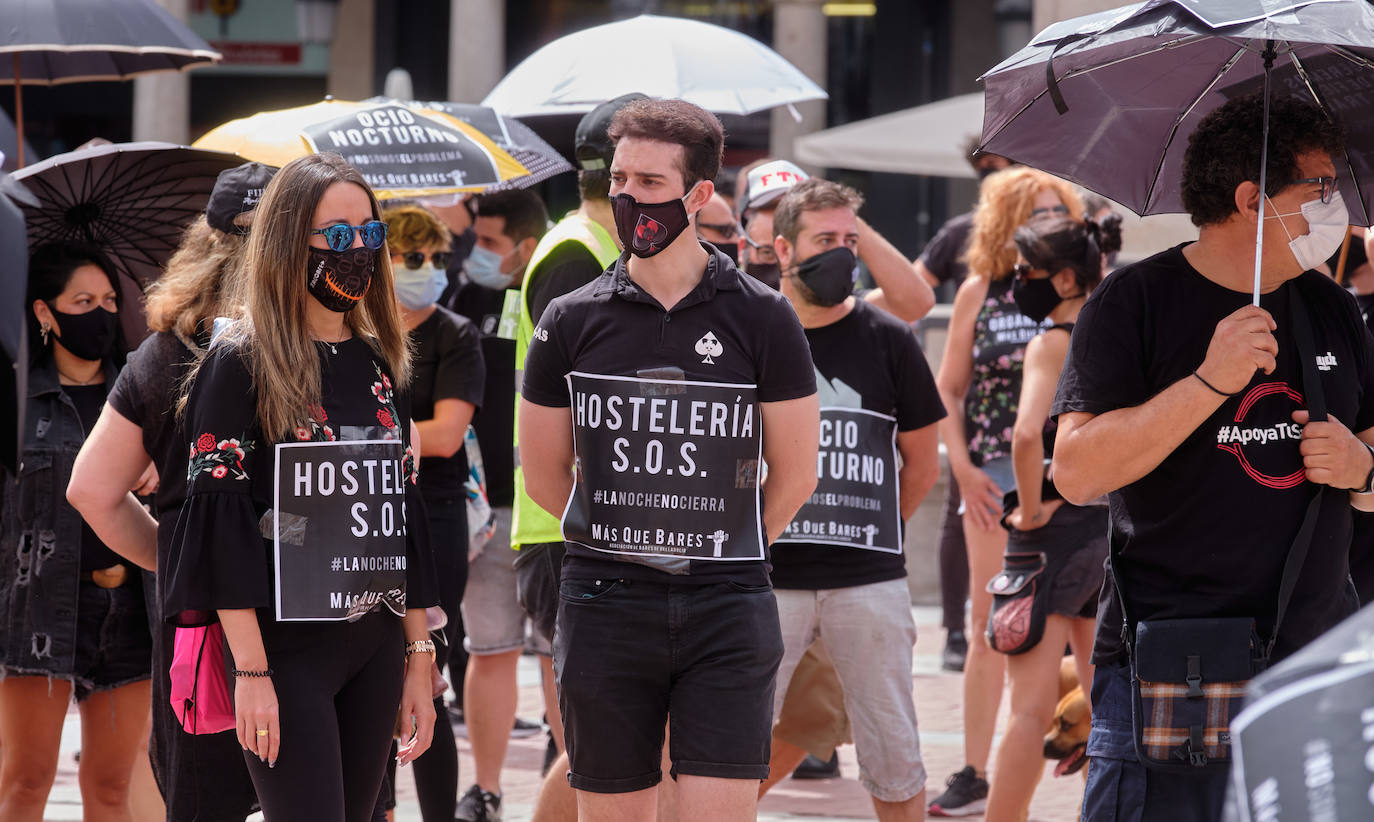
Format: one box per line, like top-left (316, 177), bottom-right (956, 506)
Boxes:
top-left (762, 471), bottom-right (817, 544)
top-left (858, 218), bottom-right (935, 322)
top-left (1053, 374), bottom-right (1226, 504)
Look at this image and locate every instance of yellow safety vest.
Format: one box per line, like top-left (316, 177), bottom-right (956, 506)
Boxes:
top-left (510, 211), bottom-right (620, 549)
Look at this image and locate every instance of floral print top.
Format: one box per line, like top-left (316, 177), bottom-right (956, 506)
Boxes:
top-left (965, 276), bottom-right (1045, 466)
top-left (165, 336), bottom-right (435, 626)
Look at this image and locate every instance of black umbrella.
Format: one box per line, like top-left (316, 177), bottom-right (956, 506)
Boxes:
top-left (979, 0), bottom-right (1374, 301)
top-left (0, 171), bottom-right (34, 474)
top-left (13, 142), bottom-right (245, 347)
top-left (1226, 602), bottom-right (1374, 822)
top-left (411, 101), bottom-right (575, 188)
top-left (0, 0), bottom-right (220, 167)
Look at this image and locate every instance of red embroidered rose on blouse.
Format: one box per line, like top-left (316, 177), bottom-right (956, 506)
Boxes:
top-left (377, 408), bottom-right (395, 430)
top-left (196, 433), bottom-right (217, 453)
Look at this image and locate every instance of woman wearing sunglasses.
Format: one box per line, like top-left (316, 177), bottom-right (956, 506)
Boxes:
top-left (164, 153), bottom-right (439, 821)
top-left (929, 167), bottom-right (1083, 816)
top-left (983, 213), bottom-right (1122, 822)
top-left (379, 203), bottom-right (485, 820)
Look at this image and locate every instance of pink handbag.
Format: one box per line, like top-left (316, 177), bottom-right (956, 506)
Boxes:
top-left (168, 624), bottom-right (236, 734)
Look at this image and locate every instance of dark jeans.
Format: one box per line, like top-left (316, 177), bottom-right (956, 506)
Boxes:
top-left (515, 541), bottom-right (566, 644)
top-left (234, 610), bottom-right (403, 822)
top-left (554, 576), bottom-right (783, 793)
top-left (1082, 662), bottom-right (1229, 822)
top-left (938, 482), bottom-right (969, 633)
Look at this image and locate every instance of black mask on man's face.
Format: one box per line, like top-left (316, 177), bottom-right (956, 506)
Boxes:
top-left (745, 261), bottom-right (781, 290)
top-left (789, 247), bottom-right (858, 307)
top-left (611, 183), bottom-right (700, 258)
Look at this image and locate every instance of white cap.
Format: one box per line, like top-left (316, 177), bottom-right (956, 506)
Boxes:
top-left (740, 160), bottom-right (809, 214)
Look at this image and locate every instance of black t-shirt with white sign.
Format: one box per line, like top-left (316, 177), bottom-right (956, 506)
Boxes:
top-left (521, 245), bottom-right (817, 586)
top-left (771, 299), bottom-right (946, 589)
top-left (1053, 245), bottom-right (1374, 663)
top-left (451, 282), bottom-right (516, 506)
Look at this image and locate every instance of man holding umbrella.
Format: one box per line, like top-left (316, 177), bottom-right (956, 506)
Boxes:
top-left (1052, 94), bottom-right (1374, 819)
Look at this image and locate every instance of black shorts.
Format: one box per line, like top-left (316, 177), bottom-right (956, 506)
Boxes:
top-left (72, 578), bottom-right (153, 701)
top-left (515, 541), bottom-right (565, 644)
top-left (1007, 502), bottom-right (1109, 619)
top-left (554, 576), bottom-right (783, 793)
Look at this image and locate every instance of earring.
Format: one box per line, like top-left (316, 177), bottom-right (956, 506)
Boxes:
top-left (40, 324), bottom-right (49, 346)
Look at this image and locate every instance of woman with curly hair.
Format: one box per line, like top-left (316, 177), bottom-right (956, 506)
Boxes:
top-left (69, 162), bottom-right (275, 822)
top-left (928, 167), bottom-right (1083, 817)
top-left (984, 213), bottom-right (1122, 821)
top-left (158, 153), bottom-right (439, 821)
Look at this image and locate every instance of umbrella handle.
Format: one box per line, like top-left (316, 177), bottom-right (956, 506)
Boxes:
top-left (1251, 42), bottom-right (1277, 307)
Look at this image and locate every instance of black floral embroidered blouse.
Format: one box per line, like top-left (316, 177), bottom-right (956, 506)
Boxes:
top-left (164, 336), bottom-right (437, 626)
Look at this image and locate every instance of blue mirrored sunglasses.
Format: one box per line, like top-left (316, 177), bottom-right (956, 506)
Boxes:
top-left (311, 220), bottom-right (389, 252)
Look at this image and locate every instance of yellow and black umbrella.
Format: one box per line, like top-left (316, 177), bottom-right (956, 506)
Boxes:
top-left (194, 99), bottom-right (529, 200)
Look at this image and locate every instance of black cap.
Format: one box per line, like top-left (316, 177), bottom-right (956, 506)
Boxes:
top-left (574, 93), bottom-right (649, 172)
top-left (206, 162), bottom-right (277, 234)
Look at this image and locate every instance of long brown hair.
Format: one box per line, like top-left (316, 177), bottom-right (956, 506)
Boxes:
top-left (965, 167), bottom-right (1083, 281)
top-left (144, 215), bottom-right (246, 339)
top-left (213, 153), bottom-right (410, 440)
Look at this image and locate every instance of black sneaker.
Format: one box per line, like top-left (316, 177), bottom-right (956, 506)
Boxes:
top-left (454, 784), bottom-right (502, 822)
top-left (927, 766), bottom-right (988, 817)
top-left (790, 752), bottom-right (840, 779)
top-left (941, 631), bottom-right (968, 673)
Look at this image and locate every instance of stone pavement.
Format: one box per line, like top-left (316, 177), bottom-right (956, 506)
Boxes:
top-left (46, 606), bottom-right (1087, 821)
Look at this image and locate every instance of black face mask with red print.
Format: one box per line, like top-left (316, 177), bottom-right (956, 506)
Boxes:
top-left (611, 183), bottom-right (701, 259)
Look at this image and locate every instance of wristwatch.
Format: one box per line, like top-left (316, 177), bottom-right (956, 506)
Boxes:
top-left (404, 639), bottom-right (436, 659)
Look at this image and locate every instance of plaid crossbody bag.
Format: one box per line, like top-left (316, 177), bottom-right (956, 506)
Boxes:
top-left (1116, 286), bottom-right (1328, 773)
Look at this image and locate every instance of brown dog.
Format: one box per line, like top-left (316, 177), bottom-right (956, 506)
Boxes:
top-left (1043, 658), bottom-right (1091, 778)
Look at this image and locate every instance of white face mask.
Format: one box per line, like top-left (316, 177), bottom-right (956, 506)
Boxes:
top-left (1267, 190), bottom-right (1348, 272)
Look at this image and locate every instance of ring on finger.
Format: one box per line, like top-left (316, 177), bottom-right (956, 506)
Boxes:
top-left (256, 728), bottom-right (269, 737)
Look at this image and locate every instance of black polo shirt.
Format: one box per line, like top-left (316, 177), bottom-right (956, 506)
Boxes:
top-left (522, 243), bottom-right (817, 585)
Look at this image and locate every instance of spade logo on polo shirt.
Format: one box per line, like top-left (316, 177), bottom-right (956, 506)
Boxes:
top-left (695, 332), bottom-right (724, 364)
top-left (634, 214), bottom-right (668, 253)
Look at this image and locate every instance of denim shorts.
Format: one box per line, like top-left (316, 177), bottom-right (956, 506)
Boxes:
top-left (554, 577), bottom-right (783, 793)
top-left (460, 507), bottom-right (552, 656)
top-left (1081, 662), bottom-right (1230, 822)
top-left (71, 578), bottom-right (153, 701)
top-left (957, 455), bottom-right (1016, 515)
top-left (515, 541), bottom-right (565, 647)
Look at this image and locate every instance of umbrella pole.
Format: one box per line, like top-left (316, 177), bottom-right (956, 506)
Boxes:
top-left (1252, 42), bottom-right (1277, 307)
top-left (12, 55), bottom-right (22, 169)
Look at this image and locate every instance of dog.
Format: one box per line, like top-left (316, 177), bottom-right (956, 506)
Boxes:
top-left (1043, 657), bottom-right (1091, 779)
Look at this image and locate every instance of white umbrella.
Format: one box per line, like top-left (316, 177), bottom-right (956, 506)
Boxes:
top-left (482, 14), bottom-right (826, 117)
top-left (794, 93), bottom-right (984, 178)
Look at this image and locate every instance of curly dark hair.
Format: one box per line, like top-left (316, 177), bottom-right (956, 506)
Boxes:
top-left (1181, 93), bottom-right (1343, 227)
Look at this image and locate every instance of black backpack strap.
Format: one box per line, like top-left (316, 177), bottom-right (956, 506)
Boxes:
top-left (1268, 284), bottom-right (1328, 660)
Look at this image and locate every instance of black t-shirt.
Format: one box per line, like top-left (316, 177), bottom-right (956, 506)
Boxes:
top-left (452, 282), bottom-right (516, 507)
top-left (918, 211), bottom-right (973, 285)
top-left (1053, 245), bottom-right (1374, 663)
top-left (107, 331), bottom-right (204, 578)
top-left (522, 245), bottom-right (817, 586)
top-left (528, 241), bottom-right (604, 326)
top-left (67, 382), bottom-right (120, 573)
top-left (770, 300), bottom-right (945, 590)
top-left (410, 307), bottom-right (485, 505)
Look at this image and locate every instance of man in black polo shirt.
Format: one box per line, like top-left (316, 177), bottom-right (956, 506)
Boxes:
top-left (1053, 94), bottom-right (1374, 821)
top-left (768, 178), bottom-right (945, 820)
top-left (520, 98), bottom-right (819, 821)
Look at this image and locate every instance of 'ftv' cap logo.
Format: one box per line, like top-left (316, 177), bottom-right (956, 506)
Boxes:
top-left (695, 332), bottom-right (723, 364)
top-left (634, 214), bottom-right (667, 253)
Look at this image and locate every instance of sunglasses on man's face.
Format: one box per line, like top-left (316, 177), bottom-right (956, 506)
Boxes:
top-left (698, 221), bottom-right (739, 239)
top-left (1292, 176), bottom-right (1338, 205)
top-left (1029, 204), bottom-right (1071, 219)
top-left (397, 250), bottom-right (453, 270)
top-left (311, 220), bottom-right (389, 253)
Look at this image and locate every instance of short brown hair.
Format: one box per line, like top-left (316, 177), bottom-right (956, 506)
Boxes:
top-left (381, 205), bottom-right (451, 253)
top-left (608, 99), bottom-right (724, 191)
top-left (772, 178), bottom-right (864, 246)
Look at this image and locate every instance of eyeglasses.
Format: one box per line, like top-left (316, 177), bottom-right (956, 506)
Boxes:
top-left (311, 220), bottom-right (389, 252)
top-left (1292, 176), bottom-right (1338, 205)
top-left (698, 221), bottom-right (739, 240)
top-left (1029, 204), bottom-right (1071, 219)
top-left (397, 250), bottom-right (453, 270)
top-left (742, 233), bottom-right (777, 263)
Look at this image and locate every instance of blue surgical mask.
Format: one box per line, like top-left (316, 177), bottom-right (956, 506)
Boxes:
top-left (393, 263), bottom-right (447, 310)
top-left (464, 245), bottom-right (519, 290)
